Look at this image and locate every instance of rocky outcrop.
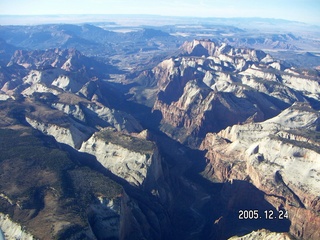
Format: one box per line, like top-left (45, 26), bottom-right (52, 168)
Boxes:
top-left (200, 102), bottom-right (320, 240)
top-left (152, 40), bottom-right (314, 146)
top-left (9, 48), bottom-right (111, 78)
top-left (0, 93), bottom-right (10, 101)
top-left (21, 68), bottom-right (88, 94)
top-left (179, 40), bottom-right (269, 63)
top-left (80, 128), bottom-right (173, 239)
top-left (51, 102), bottom-right (86, 122)
top-left (51, 101), bottom-right (143, 133)
top-left (0, 213), bottom-right (34, 240)
top-left (3, 49), bottom-right (113, 101)
top-left (12, 94), bottom-right (142, 150)
top-left (1, 57), bottom-right (144, 148)
top-left (0, 63), bottom-right (27, 97)
top-left (80, 128), bottom-right (163, 189)
top-left (26, 117), bottom-right (93, 149)
top-left (228, 229), bottom-right (293, 240)
top-left (83, 103), bottom-right (143, 133)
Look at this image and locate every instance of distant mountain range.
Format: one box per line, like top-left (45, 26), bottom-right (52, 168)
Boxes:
top-left (1, 19), bottom-right (320, 70)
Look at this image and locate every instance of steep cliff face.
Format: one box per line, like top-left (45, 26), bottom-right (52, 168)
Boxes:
top-left (80, 128), bottom-right (163, 190)
top-left (66, 99), bottom-right (172, 240)
top-left (179, 40), bottom-right (269, 63)
top-left (200, 102), bottom-right (320, 240)
top-left (7, 96), bottom-right (142, 150)
top-left (78, 127), bottom-right (173, 239)
top-left (0, 213), bottom-right (34, 240)
top-left (51, 101), bottom-right (143, 133)
top-left (26, 116), bottom-right (93, 149)
top-left (152, 40), bottom-right (314, 147)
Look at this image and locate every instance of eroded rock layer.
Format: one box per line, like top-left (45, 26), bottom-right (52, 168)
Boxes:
top-left (152, 40), bottom-right (318, 147)
top-left (200, 102), bottom-right (320, 240)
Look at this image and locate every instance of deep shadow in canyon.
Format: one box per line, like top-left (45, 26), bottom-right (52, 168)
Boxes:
top-left (51, 89), bottom-right (292, 239)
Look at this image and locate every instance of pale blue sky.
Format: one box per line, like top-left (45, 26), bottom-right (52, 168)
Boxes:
top-left (0, 0), bottom-right (319, 24)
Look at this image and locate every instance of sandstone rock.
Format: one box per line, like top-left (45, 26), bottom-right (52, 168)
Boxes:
top-left (152, 40), bottom-right (319, 147)
top-left (228, 229), bottom-right (293, 240)
top-left (9, 48), bottom-right (110, 79)
top-left (26, 117), bottom-right (94, 149)
top-left (22, 83), bottom-right (61, 96)
top-left (84, 103), bottom-right (143, 133)
top-left (80, 128), bottom-right (163, 188)
top-left (51, 102), bottom-right (86, 122)
top-left (200, 102), bottom-right (320, 239)
top-left (0, 213), bottom-right (34, 240)
top-left (0, 93), bottom-right (10, 101)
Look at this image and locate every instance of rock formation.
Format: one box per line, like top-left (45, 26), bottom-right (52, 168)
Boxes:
top-left (8, 48), bottom-right (112, 79)
top-left (228, 229), bottom-right (293, 240)
top-left (0, 99), bottom-right (172, 240)
top-left (200, 102), bottom-right (320, 239)
top-left (152, 40), bottom-right (315, 147)
top-left (80, 127), bottom-right (163, 189)
top-left (0, 47), bottom-right (172, 239)
top-left (0, 213), bottom-right (34, 240)
top-left (1, 31), bottom-right (320, 239)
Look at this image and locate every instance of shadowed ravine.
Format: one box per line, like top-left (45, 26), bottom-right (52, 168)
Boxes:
top-left (1, 21), bottom-right (320, 239)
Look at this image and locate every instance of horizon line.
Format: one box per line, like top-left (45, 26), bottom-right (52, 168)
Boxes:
top-left (0, 14), bottom-right (315, 27)
top-left (0, 14), bottom-right (304, 21)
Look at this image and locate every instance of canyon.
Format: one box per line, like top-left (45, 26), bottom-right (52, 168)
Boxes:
top-left (0, 20), bottom-right (319, 240)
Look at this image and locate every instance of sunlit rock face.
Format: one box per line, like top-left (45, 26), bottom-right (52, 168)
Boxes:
top-left (152, 40), bottom-right (317, 147)
top-left (200, 102), bottom-right (320, 240)
top-left (80, 128), bottom-right (163, 189)
top-left (26, 116), bottom-right (93, 149)
top-left (0, 213), bottom-right (34, 240)
top-left (228, 228), bottom-right (293, 240)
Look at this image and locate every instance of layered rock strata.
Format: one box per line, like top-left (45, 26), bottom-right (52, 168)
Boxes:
top-left (152, 40), bottom-right (318, 147)
top-left (200, 102), bottom-right (320, 240)
top-left (80, 128), bottom-right (163, 190)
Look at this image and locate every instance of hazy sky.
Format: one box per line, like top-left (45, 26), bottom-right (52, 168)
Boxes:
top-left (0, 0), bottom-right (319, 24)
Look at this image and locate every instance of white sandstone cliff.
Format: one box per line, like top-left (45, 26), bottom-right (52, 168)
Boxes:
top-left (0, 213), bottom-right (34, 240)
top-left (80, 128), bottom-right (163, 188)
top-left (26, 117), bottom-right (94, 149)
